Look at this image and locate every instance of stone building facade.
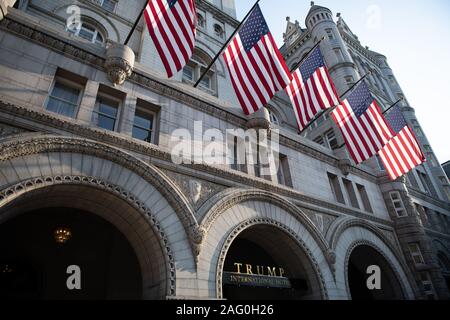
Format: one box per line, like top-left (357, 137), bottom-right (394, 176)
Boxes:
top-left (0, 0), bottom-right (449, 299)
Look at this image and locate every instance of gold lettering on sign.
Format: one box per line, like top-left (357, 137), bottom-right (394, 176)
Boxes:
top-left (246, 264), bottom-right (253, 275)
top-left (267, 267), bottom-right (277, 277)
top-left (233, 263), bottom-right (286, 278)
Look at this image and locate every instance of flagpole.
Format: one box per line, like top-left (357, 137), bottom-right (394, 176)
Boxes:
top-left (124, 1), bottom-right (149, 46)
top-left (290, 36), bottom-right (325, 72)
top-left (297, 72), bottom-right (371, 134)
top-left (382, 97), bottom-right (404, 115)
top-left (193, 0), bottom-right (261, 88)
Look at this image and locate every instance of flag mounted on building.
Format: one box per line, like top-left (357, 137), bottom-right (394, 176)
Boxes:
top-left (285, 46), bottom-right (340, 132)
top-left (331, 81), bottom-right (392, 164)
top-left (378, 106), bottom-right (425, 180)
top-left (144, 0), bottom-right (197, 78)
top-left (223, 4), bottom-right (292, 115)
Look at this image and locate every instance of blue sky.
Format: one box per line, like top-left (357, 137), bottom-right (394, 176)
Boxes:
top-left (236, 0), bottom-right (450, 163)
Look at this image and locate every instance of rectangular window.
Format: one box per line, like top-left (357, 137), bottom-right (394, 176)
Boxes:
top-left (325, 130), bottom-right (339, 150)
top-left (343, 179), bottom-right (360, 209)
top-left (277, 154), bottom-right (293, 187)
top-left (418, 171), bottom-right (431, 195)
top-left (407, 171), bottom-right (420, 190)
top-left (325, 28), bottom-right (334, 40)
top-left (414, 126), bottom-right (423, 137)
top-left (390, 191), bottom-right (407, 217)
top-left (92, 96), bottom-right (120, 131)
top-left (419, 272), bottom-right (436, 300)
top-left (46, 69), bottom-right (86, 118)
top-left (334, 48), bottom-right (344, 62)
top-left (100, 0), bottom-right (117, 12)
top-left (328, 173), bottom-right (345, 204)
top-left (229, 135), bottom-right (247, 173)
top-left (314, 136), bottom-right (325, 147)
top-left (408, 243), bottom-right (425, 266)
top-left (183, 66), bottom-right (194, 82)
top-left (132, 99), bottom-right (160, 144)
top-left (426, 153), bottom-right (438, 167)
top-left (356, 184), bottom-right (373, 213)
top-left (345, 76), bottom-right (354, 88)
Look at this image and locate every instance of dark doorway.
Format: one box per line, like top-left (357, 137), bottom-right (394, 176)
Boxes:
top-left (222, 225), bottom-right (320, 300)
top-left (0, 207), bottom-right (142, 299)
top-left (348, 245), bottom-right (404, 300)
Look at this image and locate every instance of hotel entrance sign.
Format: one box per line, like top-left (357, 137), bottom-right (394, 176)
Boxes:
top-left (223, 272), bottom-right (292, 289)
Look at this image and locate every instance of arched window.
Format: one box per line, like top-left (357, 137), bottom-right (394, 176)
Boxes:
top-left (214, 23), bottom-right (225, 39)
top-left (68, 22), bottom-right (105, 46)
top-left (182, 49), bottom-right (217, 95)
top-left (437, 252), bottom-right (450, 272)
top-left (268, 109), bottom-right (280, 125)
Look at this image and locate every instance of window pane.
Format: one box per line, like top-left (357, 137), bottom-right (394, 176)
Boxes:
top-left (132, 126), bottom-right (152, 142)
top-left (134, 112), bottom-right (153, 130)
top-left (51, 82), bottom-right (80, 104)
top-left (200, 75), bottom-right (210, 88)
top-left (183, 67), bottom-right (193, 82)
top-left (102, 0), bottom-right (116, 12)
top-left (47, 97), bottom-right (76, 118)
top-left (79, 27), bottom-right (95, 41)
top-left (98, 100), bottom-right (118, 117)
top-left (97, 114), bottom-right (116, 131)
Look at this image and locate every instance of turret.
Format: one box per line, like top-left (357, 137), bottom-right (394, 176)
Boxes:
top-left (305, 2), bottom-right (359, 95)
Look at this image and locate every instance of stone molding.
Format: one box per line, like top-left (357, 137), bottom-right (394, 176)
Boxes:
top-left (0, 174), bottom-right (176, 297)
top-left (215, 217), bottom-right (329, 300)
top-left (0, 134), bottom-right (205, 253)
top-left (0, 16), bottom-right (380, 181)
top-left (197, 188), bottom-right (334, 264)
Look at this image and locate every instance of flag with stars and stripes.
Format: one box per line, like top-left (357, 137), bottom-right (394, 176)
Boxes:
top-left (223, 4), bottom-right (292, 115)
top-left (378, 106), bottom-right (425, 180)
top-left (144, 0), bottom-right (197, 78)
top-left (285, 47), bottom-right (340, 132)
top-left (331, 81), bottom-right (393, 164)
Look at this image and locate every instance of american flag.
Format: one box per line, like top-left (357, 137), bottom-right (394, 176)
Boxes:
top-left (378, 106), bottom-right (425, 180)
top-left (223, 5), bottom-right (292, 115)
top-left (144, 0), bottom-right (197, 78)
top-left (332, 81), bottom-right (392, 164)
top-left (285, 47), bottom-right (340, 131)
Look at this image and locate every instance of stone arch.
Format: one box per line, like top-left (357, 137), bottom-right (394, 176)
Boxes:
top-left (194, 41), bottom-right (226, 75)
top-left (0, 134), bottom-right (200, 297)
top-left (197, 189), bottom-right (336, 299)
top-left (331, 218), bottom-right (415, 299)
top-left (0, 177), bottom-right (174, 298)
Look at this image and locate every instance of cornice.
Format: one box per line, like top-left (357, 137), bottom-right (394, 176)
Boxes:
top-left (0, 16), bottom-right (380, 183)
top-left (283, 31), bottom-right (312, 60)
top-left (408, 188), bottom-right (450, 211)
top-left (0, 100), bottom-right (389, 227)
top-left (195, 0), bottom-right (239, 28)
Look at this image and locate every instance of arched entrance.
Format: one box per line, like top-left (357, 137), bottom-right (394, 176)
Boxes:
top-left (0, 183), bottom-right (172, 299)
top-left (0, 207), bottom-right (142, 299)
top-left (347, 245), bottom-right (404, 300)
top-left (222, 224), bottom-right (324, 300)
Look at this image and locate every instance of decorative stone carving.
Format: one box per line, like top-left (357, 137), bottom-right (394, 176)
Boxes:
top-left (246, 107), bottom-right (271, 131)
top-left (338, 158), bottom-right (352, 176)
top-left (0, 0), bottom-right (16, 21)
top-left (0, 123), bottom-right (26, 138)
top-left (105, 42), bottom-right (135, 86)
top-left (189, 180), bottom-right (202, 205)
top-left (162, 170), bottom-right (225, 212)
